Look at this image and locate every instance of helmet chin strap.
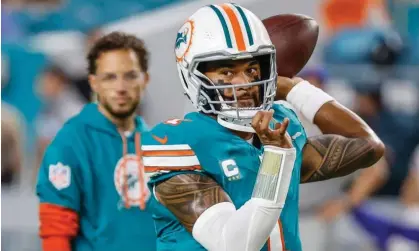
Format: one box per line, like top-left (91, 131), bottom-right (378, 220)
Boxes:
top-left (216, 108), bottom-right (258, 133)
top-left (217, 115), bottom-right (256, 133)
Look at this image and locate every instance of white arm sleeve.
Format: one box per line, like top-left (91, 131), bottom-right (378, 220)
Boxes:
top-left (192, 198), bottom-right (281, 251)
top-left (191, 144), bottom-right (296, 251)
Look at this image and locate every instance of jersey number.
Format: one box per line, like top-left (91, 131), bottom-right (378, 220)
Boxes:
top-left (164, 118), bottom-right (192, 126)
top-left (221, 159), bottom-right (240, 180)
top-left (164, 119), bottom-right (183, 125)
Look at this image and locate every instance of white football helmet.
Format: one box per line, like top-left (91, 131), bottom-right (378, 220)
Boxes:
top-left (175, 3), bottom-right (277, 132)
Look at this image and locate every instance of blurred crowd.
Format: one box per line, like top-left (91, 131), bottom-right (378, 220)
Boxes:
top-left (297, 1), bottom-right (419, 250)
top-left (1, 0), bottom-right (419, 251)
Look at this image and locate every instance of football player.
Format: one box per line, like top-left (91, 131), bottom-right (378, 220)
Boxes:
top-left (36, 32), bottom-right (156, 251)
top-left (141, 3), bottom-right (384, 251)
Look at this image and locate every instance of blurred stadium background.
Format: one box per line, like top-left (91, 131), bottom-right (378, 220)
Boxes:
top-left (1, 0), bottom-right (418, 250)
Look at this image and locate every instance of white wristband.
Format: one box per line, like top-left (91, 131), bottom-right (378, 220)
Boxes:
top-left (286, 80), bottom-right (335, 123)
top-left (263, 145), bottom-right (296, 155)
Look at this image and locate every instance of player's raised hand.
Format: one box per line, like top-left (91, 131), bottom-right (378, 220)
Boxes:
top-left (252, 110), bottom-right (293, 148)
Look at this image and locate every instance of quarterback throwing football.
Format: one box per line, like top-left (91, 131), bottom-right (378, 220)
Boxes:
top-left (141, 3), bottom-right (384, 251)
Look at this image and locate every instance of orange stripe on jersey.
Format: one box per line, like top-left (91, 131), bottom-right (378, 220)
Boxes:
top-left (142, 149), bottom-right (195, 157)
top-left (267, 237), bottom-right (271, 251)
top-left (278, 220), bottom-right (286, 251)
top-left (145, 165), bottom-right (201, 172)
top-left (221, 3), bottom-right (246, 51)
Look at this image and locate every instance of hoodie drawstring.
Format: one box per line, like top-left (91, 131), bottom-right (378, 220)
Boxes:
top-left (135, 133), bottom-right (147, 210)
top-left (120, 131), bottom-right (147, 210)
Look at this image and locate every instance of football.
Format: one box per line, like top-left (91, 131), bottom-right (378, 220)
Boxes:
top-left (263, 14), bottom-right (319, 77)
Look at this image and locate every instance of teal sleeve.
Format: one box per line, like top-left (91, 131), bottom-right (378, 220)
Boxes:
top-left (36, 128), bottom-right (81, 212)
top-left (143, 122), bottom-right (205, 188)
top-left (148, 170), bottom-right (199, 187)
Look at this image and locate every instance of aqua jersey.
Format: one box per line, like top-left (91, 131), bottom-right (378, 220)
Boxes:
top-left (144, 103), bottom-right (307, 251)
top-left (36, 103), bottom-right (157, 251)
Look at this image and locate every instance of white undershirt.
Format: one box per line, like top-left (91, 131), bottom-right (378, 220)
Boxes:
top-left (124, 131), bottom-right (133, 137)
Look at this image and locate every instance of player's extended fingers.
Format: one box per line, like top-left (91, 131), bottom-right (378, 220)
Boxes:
top-left (251, 111), bottom-right (264, 131)
top-left (269, 122), bottom-right (283, 138)
top-left (278, 118), bottom-right (290, 136)
top-left (259, 110), bottom-right (274, 133)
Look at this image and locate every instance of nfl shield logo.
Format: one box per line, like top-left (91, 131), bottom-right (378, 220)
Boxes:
top-left (49, 162), bottom-right (71, 190)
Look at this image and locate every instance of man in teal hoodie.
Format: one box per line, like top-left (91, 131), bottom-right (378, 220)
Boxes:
top-left (36, 32), bottom-right (156, 251)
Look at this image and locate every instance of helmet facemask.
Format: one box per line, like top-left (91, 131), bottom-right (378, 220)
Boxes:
top-left (181, 45), bottom-right (277, 132)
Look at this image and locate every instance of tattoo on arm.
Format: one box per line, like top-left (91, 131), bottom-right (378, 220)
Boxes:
top-left (301, 135), bottom-right (379, 183)
top-left (155, 173), bottom-right (231, 233)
